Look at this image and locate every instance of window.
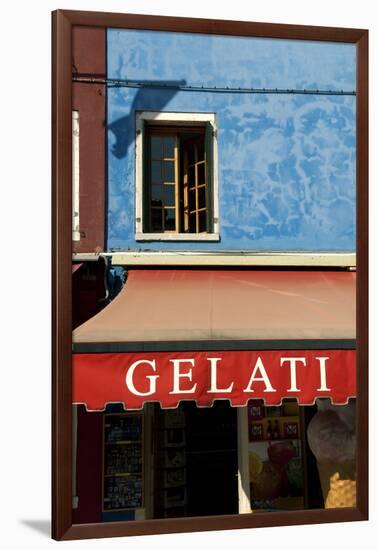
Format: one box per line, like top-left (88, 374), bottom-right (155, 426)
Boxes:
top-left (135, 112), bottom-right (219, 241)
top-left (72, 110), bottom-right (80, 241)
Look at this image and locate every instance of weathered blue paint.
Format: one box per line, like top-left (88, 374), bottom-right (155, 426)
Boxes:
top-left (107, 29), bottom-right (356, 252)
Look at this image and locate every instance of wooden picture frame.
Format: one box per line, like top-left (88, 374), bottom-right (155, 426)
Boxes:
top-left (52, 9), bottom-right (368, 540)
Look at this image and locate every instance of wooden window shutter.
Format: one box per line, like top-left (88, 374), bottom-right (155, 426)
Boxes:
top-left (205, 122), bottom-right (213, 232)
top-left (141, 120), bottom-right (150, 232)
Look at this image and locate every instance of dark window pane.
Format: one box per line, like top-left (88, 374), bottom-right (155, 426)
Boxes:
top-left (197, 162), bottom-right (205, 186)
top-left (151, 136), bottom-right (162, 159)
top-left (151, 161), bottom-right (162, 184)
top-left (188, 165), bottom-right (195, 189)
top-left (163, 137), bottom-right (175, 158)
top-left (189, 189), bottom-right (196, 212)
top-left (164, 161), bottom-right (175, 183)
top-left (151, 185), bottom-right (162, 200)
top-left (151, 185), bottom-right (162, 207)
top-left (198, 210), bottom-right (207, 232)
top-left (164, 208), bottom-right (176, 231)
top-left (164, 185), bottom-right (176, 207)
top-left (189, 213), bottom-right (197, 233)
top-left (187, 143), bottom-right (195, 166)
top-left (197, 140), bottom-right (205, 162)
top-left (151, 208), bottom-right (163, 232)
top-left (198, 186), bottom-right (206, 210)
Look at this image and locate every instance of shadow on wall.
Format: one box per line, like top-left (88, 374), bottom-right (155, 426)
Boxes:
top-left (107, 79), bottom-right (186, 159)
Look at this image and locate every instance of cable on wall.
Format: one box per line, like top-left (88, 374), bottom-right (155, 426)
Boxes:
top-left (72, 75), bottom-right (356, 96)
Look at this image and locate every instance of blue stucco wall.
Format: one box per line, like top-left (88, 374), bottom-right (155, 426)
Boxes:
top-left (107, 29), bottom-right (356, 252)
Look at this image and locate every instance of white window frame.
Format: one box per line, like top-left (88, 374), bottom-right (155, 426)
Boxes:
top-left (135, 111), bottom-right (220, 241)
top-left (72, 110), bottom-right (80, 242)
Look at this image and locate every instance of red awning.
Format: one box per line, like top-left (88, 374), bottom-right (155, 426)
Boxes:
top-left (72, 269), bottom-right (356, 410)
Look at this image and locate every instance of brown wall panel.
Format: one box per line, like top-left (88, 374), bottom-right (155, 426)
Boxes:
top-left (72, 407), bottom-right (103, 524)
top-left (72, 26), bottom-right (106, 75)
top-left (72, 27), bottom-right (106, 253)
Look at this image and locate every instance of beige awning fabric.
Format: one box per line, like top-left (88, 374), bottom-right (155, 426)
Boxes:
top-left (72, 269), bottom-right (355, 346)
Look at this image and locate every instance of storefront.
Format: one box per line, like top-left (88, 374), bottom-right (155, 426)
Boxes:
top-left (72, 268), bottom-right (356, 522)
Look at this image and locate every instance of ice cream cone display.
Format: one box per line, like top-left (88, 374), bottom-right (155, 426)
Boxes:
top-left (307, 399), bottom-right (356, 508)
top-left (316, 460), bottom-right (356, 504)
top-left (325, 473), bottom-right (356, 508)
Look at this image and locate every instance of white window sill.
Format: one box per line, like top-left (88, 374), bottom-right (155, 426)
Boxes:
top-left (135, 232), bottom-right (220, 242)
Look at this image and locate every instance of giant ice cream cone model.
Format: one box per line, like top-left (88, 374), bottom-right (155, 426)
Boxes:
top-left (307, 399), bottom-right (356, 507)
top-left (325, 473), bottom-right (356, 508)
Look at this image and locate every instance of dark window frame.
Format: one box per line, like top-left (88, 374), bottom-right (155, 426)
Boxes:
top-left (52, 9), bottom-right (368, 540)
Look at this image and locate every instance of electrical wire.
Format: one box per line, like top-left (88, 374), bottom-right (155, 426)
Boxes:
top-left (72, 75), bottom-right (356, 96)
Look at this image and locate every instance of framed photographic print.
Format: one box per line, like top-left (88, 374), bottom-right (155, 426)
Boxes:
top-left (283, 422), bottom-right (299, 439)
top-left (163, 468), bottom-right (186, 488)
top-left (161, 409), bottom-right (186, 429)
top-left (248, 399), bottom-right (264, 420)
top-left (52, 9), bottom-right (368, 540)
top-left (249, 423), bottom-right (264, 441)
top-left (162, 448), bottom-right (186, 469)
top-left (164, 428), bottom-right (186, 447)
top-left (163, 487), bottom-right (187, 508)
